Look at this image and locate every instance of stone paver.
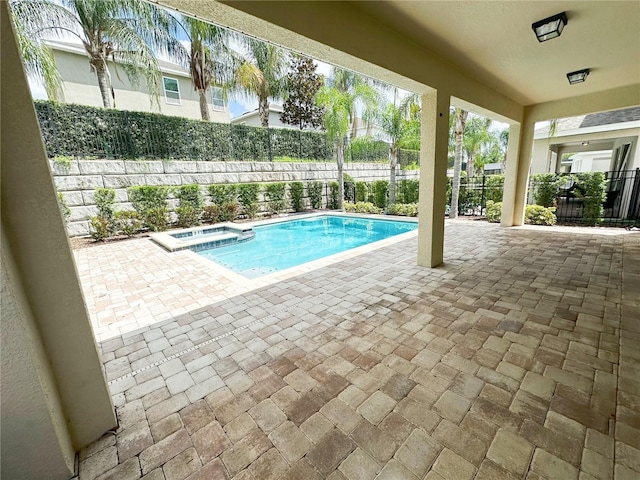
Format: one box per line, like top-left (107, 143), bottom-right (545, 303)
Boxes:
top-left (73, 221), bottom-right (638, 480)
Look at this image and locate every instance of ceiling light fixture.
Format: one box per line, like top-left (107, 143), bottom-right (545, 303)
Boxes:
top-left (532, 12), bottom-right (568, 42)
top-left (567, 68), bottom-right (590, 85)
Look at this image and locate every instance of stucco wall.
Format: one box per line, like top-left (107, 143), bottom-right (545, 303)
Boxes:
top-left (53, 49), bottom-right (230, 123)
top-left (52, 160), bottom-right (420, 236)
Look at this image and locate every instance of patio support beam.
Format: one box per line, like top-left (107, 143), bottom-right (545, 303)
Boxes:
top-left (417, 90), bottom-right (450, 267)
top-left (501, 121), bottom-right (530, 226)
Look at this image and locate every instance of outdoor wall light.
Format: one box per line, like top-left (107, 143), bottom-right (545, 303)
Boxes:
top-left (532, 12), bottom-right (568, 42)
top-left (567, 68), bottom-right (590, 84)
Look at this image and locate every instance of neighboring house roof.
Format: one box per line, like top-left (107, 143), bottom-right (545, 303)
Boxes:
top-left (534, 106), bottom-right (640, 138)
top-left (45, 39), bottom-right (191, 77)
top-left (580, 107), bottom-right (640, 128)
top-left (230, 104), bottom-right (284, 124)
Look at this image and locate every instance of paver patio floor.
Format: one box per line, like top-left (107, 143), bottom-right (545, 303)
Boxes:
top-left (74, 220), bottom-right (640, 480)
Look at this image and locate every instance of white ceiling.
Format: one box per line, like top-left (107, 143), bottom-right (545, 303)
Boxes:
top-left (352, 1), bottom-right (640, 106)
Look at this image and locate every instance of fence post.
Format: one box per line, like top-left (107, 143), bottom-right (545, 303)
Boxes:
top-left (481, 175), bottom-right (486, 215)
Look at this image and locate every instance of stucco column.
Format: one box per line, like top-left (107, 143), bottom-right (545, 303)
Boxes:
top-left (501, 118), bottom-right (533, 226)
top-left (417, 90), bottom-right (450, 267)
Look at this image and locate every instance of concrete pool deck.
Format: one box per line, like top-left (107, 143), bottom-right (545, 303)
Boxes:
top-left (73, 219), bottom-right (640, 480)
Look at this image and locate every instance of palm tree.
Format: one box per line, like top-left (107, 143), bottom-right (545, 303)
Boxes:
top-left (332, 68), bottom-right (380, 142)
top-left (173, 16), bottom-right (234, 121)
top-left (450, 107), bottom-right (468, 219)
top-left (379, 93), bottom-right (420, 206)
top-left (463, 116), bottom-right (491, 177)
top-left (11, 0), bottom-right (179, 109)
top-left (233, 39), bottom-right (287, 127)
top-left (8, 1), bottom-right (63, 100)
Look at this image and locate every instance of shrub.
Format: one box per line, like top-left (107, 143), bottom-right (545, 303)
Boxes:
top-left (219, 202), bottom-right (240, 222)
top-left (344, 180), bottom-right (356, 203)
top-left (289, 182), bottom-right (305, 212)
top-left (208, 184), bottom-right (237, 205)
top-left (264, 182), bottom-right (288, 214)
top-left (90, 216), bottom-right (110, 241)
top-left (57, 193), bottom-right (71, 223)
top-left (387, 203), bottom-right (418, 217)
top-left (174, 184), bottom-right (203, 227)
top-left (532, 173), bottom-right (560, 207)
top-left (486, 201), bottom-right (502, 223)
top-left (202, 205), bottom-right (220, 224)
top-left (573, 172), bottom-right (606, 226)
top-left (94, 187), bottom-right (115, 223)
top-left (484, 174), bottom-right (505, 204)
top-left (308, 181), bottom-right (323, 209)
top-left (397, 179), bottom-right (419, 204)
top-left (114, 210), bottom-right (143, 236)
top-left (355, 182), bottom-right (369, 202)
top-left (525, 204), bottom-right (557, 226)
top-left (371, 180), bottom-right (389, 209)
top-left (328, 181), bottom-right (340, 209)
top-left (128, 186), bottom-right (169, 231)
top-left (346, 137), bottom-right (388, 162)
top-left (237, 183), bottom-right (260, 218)
top-left (343, 202), bottom-right (382, 214)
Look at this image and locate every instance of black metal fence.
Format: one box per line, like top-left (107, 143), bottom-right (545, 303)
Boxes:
top-left (447, 175), bottom-right (505, 216)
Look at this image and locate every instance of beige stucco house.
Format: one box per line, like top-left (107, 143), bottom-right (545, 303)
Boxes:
top-left (2, 1), bottom-right (639, 478)
top-left (47, 39), bottom-right (231, 123)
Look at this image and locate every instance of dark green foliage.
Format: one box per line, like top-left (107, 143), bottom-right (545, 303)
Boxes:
top-left (237, 183), bottom-right (260, 218)
top-left (308, 181), bottom-right (323, 209)
top-left (280, 55), bottom-right (324, 130)
top-left (573, 172), bottom-right (606, 225)
top-left (328, 181), bottom-right (340, 209)
top-left (114, 210), bottom-right (143, 236)
top-left (398, 149), bottom-right (420, 168)
top-left (174, 185), bottom-right (203, 227)
top-left (34, 100), bottom-right (332, 161)
top-left (128, 186), bottom-right (169, 231)
top-left (355, 182), bottom-right (369, 203)
top-left (386, 203), bottom-right (418, 217)
top-left (347, 137), bottom-right (388, 162)
top-left (371, 180), bottom-right (389, 209)
top-left (265, 183), bottom-right (288, 214)
top-left (532, 173), bottom-right (560, 207)
top-left (289, 182), bottom-right (305, 212)
top-left (208, 184), bottom-right (238, 204)
top-left (344, 180), bottom-right (355, 203)
top-left (202, 202), bottom-right (240, 224)
top-left (525, 205), bottom-right (557, 226)
top-left (486, 201), bottom-right (502, 223)
top-left (94, 188), bottom-right (115, 222)
top-left (397, 179), bottom-right (419, 204)
top-left (484, 174), bottom-right (505, 204)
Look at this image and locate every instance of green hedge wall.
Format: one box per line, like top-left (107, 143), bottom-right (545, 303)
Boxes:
top-left (35, 101), bottom-right (333, 161)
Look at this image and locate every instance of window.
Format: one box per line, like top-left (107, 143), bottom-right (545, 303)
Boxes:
top-left (163, 77), bottom-right (181, 105)
top-left (211, 86), bottom-right (225, 111)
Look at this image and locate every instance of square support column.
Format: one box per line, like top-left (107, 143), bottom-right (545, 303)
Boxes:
top-left (501, 119), bottom-right (533, 226)
top-left (417, 90), bottom-right (450, 267)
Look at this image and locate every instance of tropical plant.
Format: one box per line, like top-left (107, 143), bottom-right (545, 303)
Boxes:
top-left (233, 38), bottom-right (287, 127)
top-left (463, 116), bottom-right (491, 177)
top-left (171, 16), bottom-right (234, 121)
top-left (280, 54), bottom-right (324, 130)
top-left (12, 0), bottom-right (180, 108)
top-left (450, 108), bottom-right (468, 219)
top-left (316, 68), bottom-right (379, 208)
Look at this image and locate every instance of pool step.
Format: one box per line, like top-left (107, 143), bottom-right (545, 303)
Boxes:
top-left (149, 224), bottom-right (255, 252)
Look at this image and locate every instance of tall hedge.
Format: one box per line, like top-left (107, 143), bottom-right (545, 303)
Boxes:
top-left (34, 100), bottom-right (333, 161)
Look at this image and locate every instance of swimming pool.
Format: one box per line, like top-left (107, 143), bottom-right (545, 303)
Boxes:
top-left (197, 215), bottom-right (417, 278)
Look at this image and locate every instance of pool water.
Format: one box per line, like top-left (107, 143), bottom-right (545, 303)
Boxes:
top-left (197, 215), bottom-right (417, 278)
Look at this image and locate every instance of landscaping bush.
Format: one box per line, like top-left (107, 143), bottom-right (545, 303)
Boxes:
top-left (355, 182), bottom-right (369, 203)
top-left (289, 182), bottom-right (305, 212)
top-left (237, 183), bottom-right (260, 218)
top-left (525, 204), bottom-right (557, 226)
top-left (532, 173), bottom-right (560, 207)
top-left (128, 186), bottom-right (169, 231)
top-left (114, 210), bottom-right (143, 236)
top-left (328, 181), bottom-right (340, 209)
top-left (94, 187), bottom-right (116, 234)
top-left (343, 202), bottom-right (382, 214)
top-left (484, 174), bottom-right (505, 204)
top-left (175, 206), bottom-right (201, 228)
top-left (573, 172), bottom-right (606, 225)
top-left (90, 216), bottom-right (110, 241)
top-left (486, 200), bottom-right (502, 223)
top-left (57, 193), bottom-right (71, 224)
top-left (208, 184), bottom-right (237, 205)
top-left (219, 202), bottom-right (240, 222)
top-left (371, 180), bottom-right (389, 209)
top-left (174, 184), bottom-right (203, 227)
top-left (397, 179), bottom-right (419, 204)
top-left (264, 183), bottom-right (288, 214)
top-left (387, 203), bottom-right (418, 217)
top-left (347, 137), bottom-right (388, 162)
top-left (308, 181), bottom-right (323, 209)
top-left (202, 205), bottom-right (220, 224)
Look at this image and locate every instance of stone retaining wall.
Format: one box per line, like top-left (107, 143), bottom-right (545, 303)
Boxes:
top-left (51, 160), bottom-right (419, 236)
